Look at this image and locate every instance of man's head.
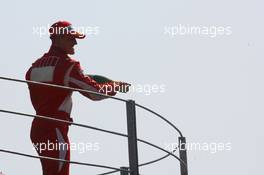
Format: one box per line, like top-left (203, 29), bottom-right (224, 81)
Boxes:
top-left (49, 21), bottom-right (85, 55)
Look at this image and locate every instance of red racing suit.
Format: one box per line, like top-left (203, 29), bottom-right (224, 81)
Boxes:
top-left (25, 46), bottom-right (117, 175)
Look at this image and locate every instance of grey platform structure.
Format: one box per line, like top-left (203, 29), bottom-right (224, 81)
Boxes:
top-left (0, 76), bottom-right (188, 175)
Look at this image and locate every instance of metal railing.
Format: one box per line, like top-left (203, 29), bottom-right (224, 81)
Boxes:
top-left (0, 76), bottom-right (188, 175)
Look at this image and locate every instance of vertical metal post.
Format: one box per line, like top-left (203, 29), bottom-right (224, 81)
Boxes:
top-left (126, 100), bottom-right (139, 175)
top-left (179, 137), bottom-right (188, 175)
top-left (120, 166), bottom-right (129, 175)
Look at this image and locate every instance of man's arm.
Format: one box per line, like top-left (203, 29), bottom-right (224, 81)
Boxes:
top-left (66, 61), bottom-right (118, 101)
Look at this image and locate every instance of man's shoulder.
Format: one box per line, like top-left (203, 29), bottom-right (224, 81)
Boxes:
top-left (65, 57), bottom-right (80, 65)
top-left (67, 57), bottom-right (78, 62)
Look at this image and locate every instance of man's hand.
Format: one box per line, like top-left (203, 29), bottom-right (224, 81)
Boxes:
top-left (86, 74), bottom-right (131, 93)
top-left (115, 81), bottom-right (131, 93)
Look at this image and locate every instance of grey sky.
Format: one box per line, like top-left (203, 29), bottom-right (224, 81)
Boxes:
top-left (0, 0), bottom-right (263, 174)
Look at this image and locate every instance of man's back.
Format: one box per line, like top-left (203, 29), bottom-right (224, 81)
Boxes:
top-left (26, 47), bottom-right (77, 123)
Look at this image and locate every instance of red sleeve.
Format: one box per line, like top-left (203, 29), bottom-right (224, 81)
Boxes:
top-left (67, 61), bottom-right (117, 101)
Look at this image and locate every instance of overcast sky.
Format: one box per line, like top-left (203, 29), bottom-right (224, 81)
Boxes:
top-left (0, 0), bottom-right (263, 175)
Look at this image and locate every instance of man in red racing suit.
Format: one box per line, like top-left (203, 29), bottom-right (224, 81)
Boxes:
top-left (25, 21), bottom-right (130, 175)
